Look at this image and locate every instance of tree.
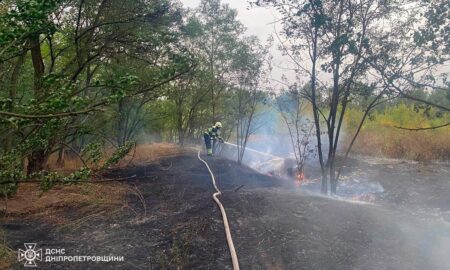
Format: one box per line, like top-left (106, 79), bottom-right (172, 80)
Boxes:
top-left (367, 0), bottom-right (450, 114)
top-left (166, 14), bottom-right (210, 145)
top-left (0, 0), bottom-right (193, 193)
top-left (162, 1), bottom-right (269, 148)
top-left (231, 37), bottom-right (268, 164)
top-left (252, 0), bottom-right (434, 194)
top-left (196, 0), bottom-right (245, 123)
top-left (275, 87), bottom-right (315, 180)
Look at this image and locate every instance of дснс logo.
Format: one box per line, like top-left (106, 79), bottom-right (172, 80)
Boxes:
top-left (18, 243), bottom-right (42, 267)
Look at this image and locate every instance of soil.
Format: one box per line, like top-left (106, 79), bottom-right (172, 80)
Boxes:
top-left (2, 151), bottom-right (450, 269)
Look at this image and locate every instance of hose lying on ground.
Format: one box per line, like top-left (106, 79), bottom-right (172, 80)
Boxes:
top-left (197, 149), bottom-right (240, 270)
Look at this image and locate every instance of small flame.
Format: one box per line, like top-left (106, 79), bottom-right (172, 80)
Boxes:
top-left (351, 194), bottom-right (376, 203)
top-left (296, 170), bottom-right (305, 182)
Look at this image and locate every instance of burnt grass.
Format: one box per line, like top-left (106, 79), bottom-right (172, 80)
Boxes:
top-left (3, 153), bottom-right (450, 269)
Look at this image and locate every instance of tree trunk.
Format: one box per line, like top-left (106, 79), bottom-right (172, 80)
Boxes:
top-left (27, 149), bottom-right (48, 175)
top-left (237, 118), bottom-right (241, 164)
top-left (30, 34), bottom-right (45, 98)
top-left (178, 119), bottom-right (185, 146)
top-left (4, 52), bottom-right (26, 152)
top-left (56, 148), bottom-right (65, 166)
top-left (330, 162), bottom-right (337, 194)
top-left (176, 97), bottom-right (185, 146)
top-left (309, 28), bottom-right (327, 194)
top-left (116, 99), bottom-right (125, 146)
top-left (27, 34), bottom-right (48, 175)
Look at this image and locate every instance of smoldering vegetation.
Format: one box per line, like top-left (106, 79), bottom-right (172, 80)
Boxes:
top-left (1, 0), bottom-right (449, 268)
top-left (215, 102), bottom-right (450, 269)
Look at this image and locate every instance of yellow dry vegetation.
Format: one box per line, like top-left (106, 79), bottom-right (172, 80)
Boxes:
top-left (2, 183), bottom-right (127, 224)
top-left (46, 143), bottom-right (193, 171)
top-left (344, 104), bottom-right (450, 161)
top-left (118, 143), bottom-right (194, 166)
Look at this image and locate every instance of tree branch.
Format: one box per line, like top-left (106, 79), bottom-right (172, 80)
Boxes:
top-left (394, 122), bottom-right (450, 131)
top-left (0, 108), bottom-right (103, 119)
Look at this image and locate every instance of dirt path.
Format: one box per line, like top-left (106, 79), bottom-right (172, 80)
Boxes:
top-left (3, 153), bottom-right (450, 269)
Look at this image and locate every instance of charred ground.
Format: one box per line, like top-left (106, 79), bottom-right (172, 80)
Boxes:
top-left (2, 152), bottom-right (450, 269)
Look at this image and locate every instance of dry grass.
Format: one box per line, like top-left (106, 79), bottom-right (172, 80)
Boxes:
top-left (46, 154), bottom-right (84, 172)
top-left (0, 183), bottom-right (129, 269)
top-left (345, 127), bottom-right (450, 161)
top-left (1, 182), bottom-right (129, 225)
top-left (0, 143), bottom-right (191, 267)
top-left (1, 143), bottom-right (192, 269)
top-left (0, 229), bottom-right (14, 270)
top-left (344, 105), bottom-right (450, 161)
top-left (5, 144), bottom-right (191, 222)
top-left (46, 143), bottom-right (193, 171)
top-left (117, 143), bottom-right (194, 167)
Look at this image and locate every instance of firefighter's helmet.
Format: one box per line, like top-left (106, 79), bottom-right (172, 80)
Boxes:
top-left (215, 122), bottom-right (223, 128)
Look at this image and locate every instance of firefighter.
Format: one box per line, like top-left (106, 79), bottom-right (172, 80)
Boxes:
top-left (204, 122), bottom-right (224, 156)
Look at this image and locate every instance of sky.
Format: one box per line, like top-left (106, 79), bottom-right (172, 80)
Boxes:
top-left (182, 0), bottom-right (274, 42)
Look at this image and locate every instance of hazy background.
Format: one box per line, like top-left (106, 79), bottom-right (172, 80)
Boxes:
top-left (182, 0), bottom-right (296, 89)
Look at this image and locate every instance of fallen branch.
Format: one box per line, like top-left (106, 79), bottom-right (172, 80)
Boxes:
top-left (130, 184), bottom-right (147, 216)
top-left (159, 162), bottom-right (173, 171)
top-left (234, 185), bottom-right (245, 192)
top-left (394, 122), bottom-right (450, 131)
top-left (56, 210), bottom-right (107, 232)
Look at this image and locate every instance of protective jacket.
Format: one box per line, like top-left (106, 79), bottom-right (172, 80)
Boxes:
top-left (204, 126), bottom-right (222, 141)
top-left (204, 125), bottom-right (223, 156)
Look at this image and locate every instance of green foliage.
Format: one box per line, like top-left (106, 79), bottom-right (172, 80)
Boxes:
top-left (81, 142), bottom-right (102, 167)
top-left (413, 0), bottom-right (449, 59)
top-left (102, 141), bottom-right (134, 169)
top-left (39, 166), bottom-right (91, 192)
top-left (347, 102), bottom-right (449, 130)
top-left (1, 0), bottom-right (444, 198)
top-left (0, 0), bottom-right (193, 194)
top-left (0, 0), bottom-right (59, 60)
top-left (0, 152), bottom-right (21, 196)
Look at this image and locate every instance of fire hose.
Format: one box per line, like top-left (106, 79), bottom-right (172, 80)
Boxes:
top-left (223, 142), bottom-right (283, 160)
top-left (197, 149), bottom-right (240, 270)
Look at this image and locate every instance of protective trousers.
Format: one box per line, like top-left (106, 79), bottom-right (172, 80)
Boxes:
top-left (204, 133), bottom-right (213, 155)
